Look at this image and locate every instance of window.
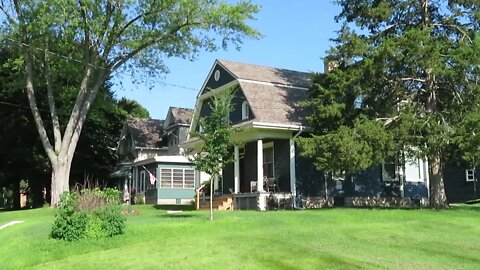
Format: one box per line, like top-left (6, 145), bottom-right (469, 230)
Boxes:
top-left (160, 168), bottom-right (195, 188)
top-left (466, 169), bottom-right (475, 182)
top-left (242, 101), bottom-right (250, 120)
top-left (263, 145), bottom-right (274, 179)
top-left (382, 159), bottom-right (396, 182)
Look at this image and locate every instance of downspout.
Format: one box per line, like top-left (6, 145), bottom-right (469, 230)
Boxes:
top-left (291, 126), bottom-right (304, 209)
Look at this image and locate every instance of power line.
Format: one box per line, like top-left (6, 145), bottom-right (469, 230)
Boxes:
top-left (3, 36), bottom-right (200, 92)
top-left (4, 37), bottom-right (107, 70)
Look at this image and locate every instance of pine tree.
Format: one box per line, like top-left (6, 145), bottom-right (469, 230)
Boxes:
top-left (300, 0), bottom-right (480, 208)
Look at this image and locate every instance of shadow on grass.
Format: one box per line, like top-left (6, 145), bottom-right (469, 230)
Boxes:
top-left (450, 203), bottom-right (480, 212)
top-left (160, 213), bottom-right (196, 219)
top-left (153, 205), bottom-right (195, 211)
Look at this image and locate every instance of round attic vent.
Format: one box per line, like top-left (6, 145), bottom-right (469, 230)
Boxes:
top-left (214, 70), bottom-right (220, 81)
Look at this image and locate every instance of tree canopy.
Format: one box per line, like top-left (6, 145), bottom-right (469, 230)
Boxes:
top-left (0, 0), bottom-right (260, 205)
top-left (191, 90), bottom-right (236, 220)
top-left (299, 0), bottom-right (480, 208)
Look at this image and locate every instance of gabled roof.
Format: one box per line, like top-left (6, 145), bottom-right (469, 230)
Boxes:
top-left (239, 81), bottom-right (309, 126)
top-left (127, 118), bottom-right (164, 148)
top-left (194, 60), bottom-right (313, 130)
top-left (218, 59), bottom-right (312, 88)
top-left (165, 107), bottom-right (193, 129)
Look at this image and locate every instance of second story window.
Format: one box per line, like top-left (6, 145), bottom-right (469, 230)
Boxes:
top-left (242, 101), bottom-right (250, 120)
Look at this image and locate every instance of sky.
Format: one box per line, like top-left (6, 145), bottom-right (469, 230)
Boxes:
top-left (112, 1), bottom-right (342, 120)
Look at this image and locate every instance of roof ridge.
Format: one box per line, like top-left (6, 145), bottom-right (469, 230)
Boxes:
top-left (217, 59), bottom-right (310, 75)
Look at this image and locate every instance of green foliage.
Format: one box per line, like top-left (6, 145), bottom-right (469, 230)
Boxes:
top-left (191, 89), bottom-right (237, 178)
top-left (301, 1), bottom-right (480, 184)
top-left (298, 116), bottom-right (394, 173)
top-left (117, 98), bottom-right (151, 119)
top-left (0, 0), bottom-right (261, 205)
top-left (50, 188), bottom-right (125, 241)
top-left (454, 110), bottom-right (480, 167)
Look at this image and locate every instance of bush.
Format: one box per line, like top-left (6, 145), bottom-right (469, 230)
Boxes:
top-left (51, 188), bottom-right (125, 241)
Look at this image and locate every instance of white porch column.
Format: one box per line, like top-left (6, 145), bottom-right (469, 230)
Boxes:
top-left (257, 139), bottom-right (264, 192)
top-left (289, 138), bottom-right (297, 200)
top-left (234, 145), bottom-right (240, 194)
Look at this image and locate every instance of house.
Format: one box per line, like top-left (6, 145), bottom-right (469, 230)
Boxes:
top-left (113, 108), bottom-right (200, 205)
top-left (444, 165), bottom-right (479, 203)
top-left (182, 59), bottom-right (431, 210)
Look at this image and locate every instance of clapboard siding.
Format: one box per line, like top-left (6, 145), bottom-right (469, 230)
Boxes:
top-left (444, 165), bottom-right (479, 203)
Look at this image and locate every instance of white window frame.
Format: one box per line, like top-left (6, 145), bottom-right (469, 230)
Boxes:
top-left (466, 169), bottom-right (475, 182)
top-left (160, 168), bottom-right (195, 189)
top-left (242, 101), bottom-right (250, 120)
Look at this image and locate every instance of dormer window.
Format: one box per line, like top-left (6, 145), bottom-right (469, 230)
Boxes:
top-left (242, 101), bottom-right (250, 120)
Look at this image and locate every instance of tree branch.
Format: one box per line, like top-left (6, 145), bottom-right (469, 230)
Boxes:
top-left (44, 40), bottom-right (62, 152)
top-left (431, 23), bottom-right (473, 44)
top-left (13, 0), bottom-right (56, 163)
top-left (109, 21), bottom-right (193, 72)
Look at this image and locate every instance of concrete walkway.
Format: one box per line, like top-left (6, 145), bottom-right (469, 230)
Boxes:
top-left (0, 220), bottom-right (24, 230)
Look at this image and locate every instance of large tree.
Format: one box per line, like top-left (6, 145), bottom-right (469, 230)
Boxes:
top-left (0, 0), bottom-right (260, 205)
top-left (299, 0), bottom-right (480, 208)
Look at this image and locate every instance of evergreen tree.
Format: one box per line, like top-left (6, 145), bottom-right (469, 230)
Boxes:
top-left (299, 0), bottom-right (480, 208)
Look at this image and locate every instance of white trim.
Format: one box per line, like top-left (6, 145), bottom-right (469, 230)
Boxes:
top-left (191, 80), bottom-right (239, 134)
top-left (140, 170), bottom-right (146, 192)
top-left (289, 139), bottom-right (296, 200)
top-left (198, 80), bottom-right (239, 101)
top-left (466, 169), bottom-right (475, 182)
top-left (198, 60), bottom-right (238, 98)
top-left (241, 101), bottom-right (250, 120)
top-left (257, 139), bottom-right (264, 192)
top-left (238, 78), bottom-right (309, 91)
top-left (251, 122), bottom-right (303, 130)
top-left (133, 155), bottom-right (192, 166)
top-left (234, 145), bottom-right (240, 194)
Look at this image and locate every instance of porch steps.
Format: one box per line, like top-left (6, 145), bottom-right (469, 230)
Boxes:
top-left (198, 195), bottom-right (233, 211)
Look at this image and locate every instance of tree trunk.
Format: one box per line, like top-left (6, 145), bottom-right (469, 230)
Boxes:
top-left (50, 156), bottom-right (72, 206)
top-left (209, 177), bottom-right (214, 221)
top-left (428, 154), bottom-right (449, 208)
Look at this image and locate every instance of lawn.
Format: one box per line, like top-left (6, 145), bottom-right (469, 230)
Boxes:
top-left (0, 204), bottom-right (479, 269)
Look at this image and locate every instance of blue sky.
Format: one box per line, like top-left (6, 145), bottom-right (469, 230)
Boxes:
top-left (113, 1), bottom-right (342, 120)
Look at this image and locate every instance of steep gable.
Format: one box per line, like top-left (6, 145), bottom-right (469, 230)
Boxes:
top-left (164, 107), bottom-right (193, 130)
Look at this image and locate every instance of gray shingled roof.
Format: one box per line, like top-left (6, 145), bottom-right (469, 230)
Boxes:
top-left (127, 118), bottom-right (164, 148)
top-left (239, 81), bottom-right (309, 126)
top-left (214, 60), bottom-right (311, 126)
top-left (170, 107), bottom-right (193, 126)
top-left (218, 59), bottom-right (312, 88)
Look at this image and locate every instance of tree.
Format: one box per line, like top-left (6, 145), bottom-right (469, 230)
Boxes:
top-left (117, 98), bottom-right (150, 119)
top-left (0, 0), bottom-right (260, 205)
top-left (299, 0), bottom-right (480, 208)
top-left (191, 90), bottom-right (236, 220)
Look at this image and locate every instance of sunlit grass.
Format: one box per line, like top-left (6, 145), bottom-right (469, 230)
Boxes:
top-left (1, 204), bottom-right (479, 269)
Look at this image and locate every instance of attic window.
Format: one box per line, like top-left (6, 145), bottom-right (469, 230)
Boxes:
top-left (214, 70), bottom-right (220, 81)
top-left (242, 101), bottom-right (250, 120)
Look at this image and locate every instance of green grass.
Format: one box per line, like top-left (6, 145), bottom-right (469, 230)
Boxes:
top-left (1, 205), bottom-right (479, 269)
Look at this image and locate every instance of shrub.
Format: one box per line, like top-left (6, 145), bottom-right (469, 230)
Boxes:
top-left (51, 188), bottom-right (125, 241)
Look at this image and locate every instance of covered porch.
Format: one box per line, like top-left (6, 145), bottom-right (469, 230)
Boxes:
top-left (222, 130), bottom-right (299, 210)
